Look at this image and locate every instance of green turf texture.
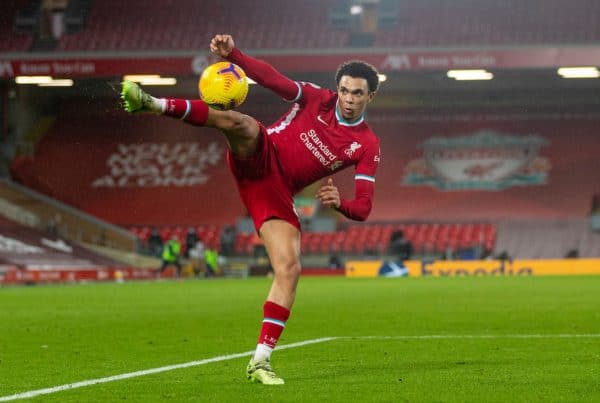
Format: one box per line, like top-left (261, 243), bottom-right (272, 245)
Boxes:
top-left (1, 276), bottom-right (599, 402)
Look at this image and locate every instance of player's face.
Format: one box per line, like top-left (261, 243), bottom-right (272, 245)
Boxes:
top-left (336, 76), bottom-right (375, 121)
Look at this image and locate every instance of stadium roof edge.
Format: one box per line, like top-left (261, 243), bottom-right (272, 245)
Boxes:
top-left (3, 43), bottom-right (600, 61)
top-left (2, 45), bottom-right (600, 78)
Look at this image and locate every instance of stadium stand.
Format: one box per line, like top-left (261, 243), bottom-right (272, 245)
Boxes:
top-left (129, 224), bottom-right (225, 253)
top-left (374, 0), bottom-right (600, 47)
top-left (6, 0), bottom-right (600, 53)
top-left (129, 222), bottom-right (497, 258)
top-left (4, 1), bottom-right (600, 264)
top-left (0, 214), bottom-right (120, 269)
top-left (12, 102), bottom-right (600, 226)
top-left (302, 222), bottom-right (496, 256)
top-left (56, 0), bottom-right (348, 51)
top-left (494, 219), bottom-right (600, 259)
top-left (0, 178), bottom-right (138, 252)
top-left (47, 0), bottom-right (600, 52)
top-left (0, 0), bottom-right (34, 52)
top-left (362, 110), bottom-right (600, 222)
top-left (9, 101), bottom-right (245, 227)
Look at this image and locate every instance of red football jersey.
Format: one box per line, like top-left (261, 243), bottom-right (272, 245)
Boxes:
top-left (267, 81), bottom-right (380, 194)
top-left (227, 48), bottom-right (380, 221)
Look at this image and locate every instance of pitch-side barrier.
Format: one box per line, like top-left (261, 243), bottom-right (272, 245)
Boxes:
top-left (345, 258), bottom-right (600, 277)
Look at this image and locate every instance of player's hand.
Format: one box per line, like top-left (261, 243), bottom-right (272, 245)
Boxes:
top-left (210, 34), bottom-right (235, 58)
top-left (316, 178), bottom-right (341, 209)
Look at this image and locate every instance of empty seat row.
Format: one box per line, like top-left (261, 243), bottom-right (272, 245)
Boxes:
top-left (129, 222), bottom-right (496, 256)
top-left (301, 223), bottom-right (496, 255)
top-left (129, 224), bottom-right (225, 251)
top-left (6, 0), bottom-right (600, 53)
top-left (53, 0), bottom-right (600, 52)
top-left (374, 0), bottom-right (600, 47)
top-left (56, 0), bottom-right (347, 52)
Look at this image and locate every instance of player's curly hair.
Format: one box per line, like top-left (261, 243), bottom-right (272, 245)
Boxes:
top-left (335, 60), bottom-right (380, 93)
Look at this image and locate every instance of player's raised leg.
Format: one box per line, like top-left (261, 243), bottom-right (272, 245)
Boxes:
top-left (246, 219), bottom-right (301, 385)
top-left (121, 80), bottom-right (261, 158)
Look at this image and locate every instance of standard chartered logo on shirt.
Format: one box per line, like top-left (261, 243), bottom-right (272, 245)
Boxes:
top-left (299, 129), bottom-right (339, 168)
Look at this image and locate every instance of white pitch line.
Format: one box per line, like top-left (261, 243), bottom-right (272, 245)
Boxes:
top-left (352, 334), bottom-right (600, 340)
top-left (0, 337), bottom-right (337, 402)
top-left (1, 334), bottom-right (598, 401)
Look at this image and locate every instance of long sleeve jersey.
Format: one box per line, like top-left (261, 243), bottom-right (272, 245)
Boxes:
top-left (226, 48), bottom-right (380, 221)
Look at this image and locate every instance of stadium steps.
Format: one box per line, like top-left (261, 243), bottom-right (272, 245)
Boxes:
top-left (494, 218), bottom-right (600, 259)
top-left (0, 214), bottom-right (121, 269)
top-left (81, 242), bottom-right (160, 269)
top-left (0, 178), bottom-right (139, 252)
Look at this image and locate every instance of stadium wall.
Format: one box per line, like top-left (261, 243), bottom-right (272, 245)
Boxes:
top-left (11, 107), bottom-right (600, 226)
top-left (329, 109), bottom-right (600, 224)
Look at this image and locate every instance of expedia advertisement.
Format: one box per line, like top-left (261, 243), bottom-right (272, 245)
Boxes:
top-left (345, 259), bottom-right (600, 277)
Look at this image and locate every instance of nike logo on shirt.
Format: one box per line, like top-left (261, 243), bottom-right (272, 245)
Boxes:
top-left (317, 115), bottom-right (328, 126)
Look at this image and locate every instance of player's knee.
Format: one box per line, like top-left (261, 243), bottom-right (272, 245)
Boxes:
top-left (289, 261), bottom-right (302, 276)
top-left (276, 260), bottom-right (302, 280)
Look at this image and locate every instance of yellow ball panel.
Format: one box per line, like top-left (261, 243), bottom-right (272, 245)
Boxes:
top-left (198, 62), bottom-right (249, 110)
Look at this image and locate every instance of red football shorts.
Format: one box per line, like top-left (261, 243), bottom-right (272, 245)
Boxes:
top-left (226, 123), bottom-right (300, 233)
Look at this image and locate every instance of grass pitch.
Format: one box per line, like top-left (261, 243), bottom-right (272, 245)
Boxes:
top-left (1, 276), bottom-right (599, 402)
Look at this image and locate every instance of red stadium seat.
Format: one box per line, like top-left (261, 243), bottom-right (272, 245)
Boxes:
top-left (55, 0), bottom-right (349, 52)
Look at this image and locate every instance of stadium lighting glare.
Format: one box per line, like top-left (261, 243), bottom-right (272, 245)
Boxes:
top-left (557, 67), bottom-right (600, 78)
top-left (38, 79), bottom-right (74, 87)
top-left (350, 4), bottom-right (363, 15)
top-left (350, 5), bottom-right (363, 15)
top-left (378, 73), bottom-right (387, 83)
top-left (122, 75), bottom-right (177, 85)
top-left (15, 76), bottom-right (53, 84)
top-left (123, 74), bottom-right (160, 82)
top-left (447, 69), bottom-right (494, 80)
top-left (140, 77), bottom-right (177, 85)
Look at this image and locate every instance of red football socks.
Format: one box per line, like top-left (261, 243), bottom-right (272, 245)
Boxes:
top-left (162, 98), bottom-right (209, 126)
top-left (258, 301), bottom-right (290, 349)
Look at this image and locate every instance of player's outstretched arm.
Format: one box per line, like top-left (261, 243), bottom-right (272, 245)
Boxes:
top-left (210, 34), bottom-right (299, 101)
